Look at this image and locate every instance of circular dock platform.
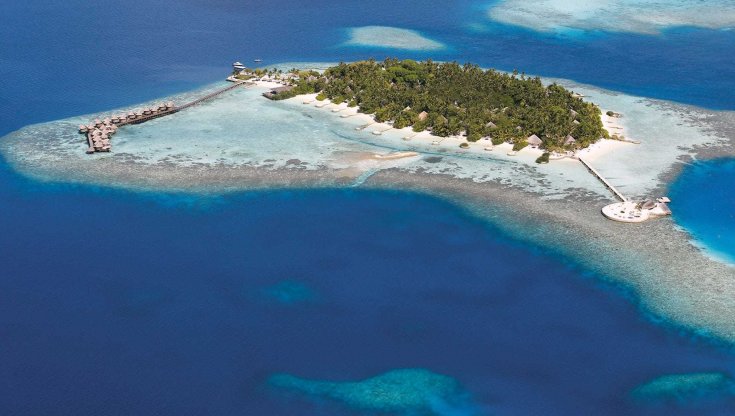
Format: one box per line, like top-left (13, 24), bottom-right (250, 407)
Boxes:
top-left (602, 202), bottom-right (650, 223)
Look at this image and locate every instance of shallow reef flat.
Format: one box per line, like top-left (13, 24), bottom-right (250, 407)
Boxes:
top-left (632, 372), bottom-right (735, 401)
top-left (343, 26), bottom-right (446, 51)
top-left (487, 0), bottom-right (735, 34)
top-left (363, 169), bottom-right (735, 344)
top-left (269, 369), bottom-right (473, 414)
top-left (1, 70), bottom-right (735, 341)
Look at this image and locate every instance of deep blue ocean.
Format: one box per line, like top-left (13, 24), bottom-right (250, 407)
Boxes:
top-left (2, 0), bottom-right (735, 414)
top-left (670, 159), bottom-right (735, 265)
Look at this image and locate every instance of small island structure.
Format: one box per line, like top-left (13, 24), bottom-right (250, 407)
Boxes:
top-left (602, 198), bottom-right (672, 223)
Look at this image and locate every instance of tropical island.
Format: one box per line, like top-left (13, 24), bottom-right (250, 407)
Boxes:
top-left (2, 58), bottom-right (734, 345)
top-left (239, 59), bottom-right (608, 152)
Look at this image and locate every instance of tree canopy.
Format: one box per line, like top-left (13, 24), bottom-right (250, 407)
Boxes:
top-left (286, 59), bottom-right (608, 150)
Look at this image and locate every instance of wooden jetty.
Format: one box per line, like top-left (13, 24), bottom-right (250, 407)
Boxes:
top-left (79, 80), bottom-right (249, 154)
top-left (578, 157), bottom-right (628, 202)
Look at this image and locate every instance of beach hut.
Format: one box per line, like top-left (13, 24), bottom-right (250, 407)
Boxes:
top-left (527, 134), bottom-right (543, 148)
top-left (569, 109), bottom-right (578, 118)
top-left (564, 135), bottom-right (577, 146)
top-left (418, 111), bottom-right (428, 121)
top-left (262, 86), bottom-right (294, 99)
top-left (485, 121), bottom-right (497, 129)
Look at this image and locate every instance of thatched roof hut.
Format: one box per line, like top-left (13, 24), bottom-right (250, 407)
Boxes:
top-left (564, 135), bottom-right (577, 146)
top-left (527, 134), bottom-right (542, 147)
top-left (262, 86), bottom-right (294, 99)
top-left (418, 111), bottom-right (428, 121)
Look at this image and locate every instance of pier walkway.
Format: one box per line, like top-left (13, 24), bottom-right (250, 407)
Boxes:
top-left (176, 80), bottom-right (250, 112)
top-left (578, 157), bottom-right (628, 202)
top-left (80, 80), bottom-right (250, 154)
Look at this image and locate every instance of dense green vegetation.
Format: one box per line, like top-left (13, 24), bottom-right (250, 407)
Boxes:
top-left (286, 59), bottom-right (607, 150)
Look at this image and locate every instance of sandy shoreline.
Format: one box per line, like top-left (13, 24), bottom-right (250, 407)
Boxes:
top-left (291, 90), bottom-right (627, 164)
top-left (1, 75), bottom-right (735, 342)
